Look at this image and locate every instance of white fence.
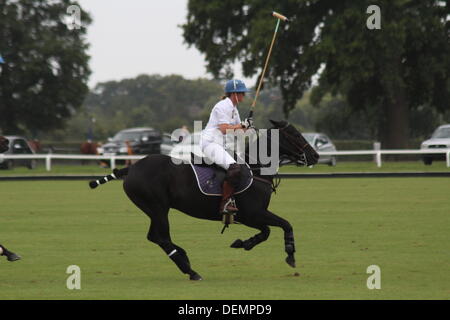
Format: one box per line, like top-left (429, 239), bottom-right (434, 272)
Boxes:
top-left (1, 149), bottom-right (450, 171)
top-left (319, 149), bottom-right (450, 167)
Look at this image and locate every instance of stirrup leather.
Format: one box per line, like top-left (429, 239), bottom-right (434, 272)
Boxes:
top-left (221, 198), bottom-right (237, 234)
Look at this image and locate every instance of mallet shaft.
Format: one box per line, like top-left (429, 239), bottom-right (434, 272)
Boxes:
top-left (250, 19), bottom-right (280, 109)
top-left (249, 11), bottom-right (289, 117)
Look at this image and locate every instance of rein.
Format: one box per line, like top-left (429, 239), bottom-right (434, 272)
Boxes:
top-left (252, 175), bottom-right (280, 193)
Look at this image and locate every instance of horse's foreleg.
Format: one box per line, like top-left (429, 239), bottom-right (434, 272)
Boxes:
top-left (230, 225), bottom-right (270, 251)
top-left (283, 229), bottom-right (296, 268)
top-left (265, 210), bottom-right (296, 268)
top-left (239, 210), bottom-right (296, 268)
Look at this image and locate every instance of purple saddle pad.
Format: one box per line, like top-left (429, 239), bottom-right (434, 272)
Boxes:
top-left (189, 163), bottom-right (253, 196)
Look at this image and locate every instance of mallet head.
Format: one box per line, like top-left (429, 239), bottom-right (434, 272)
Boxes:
top-left (272, 11), bottom-right (289, 22)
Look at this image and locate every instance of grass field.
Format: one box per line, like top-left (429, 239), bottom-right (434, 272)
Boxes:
top-left (0, 177), bottom-right (449, 300)
top-left (1, 160), bottom-right (450, 176)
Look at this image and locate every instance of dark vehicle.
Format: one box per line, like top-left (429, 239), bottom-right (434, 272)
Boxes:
top-left (420, 124), bottom-right (450, 165)
top-left (0, 136), bottom-right (36, 169)
top-left (97, 127), bottom-right (162, 156)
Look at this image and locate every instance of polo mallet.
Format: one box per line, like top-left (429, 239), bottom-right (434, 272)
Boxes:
top-left (248, 11), bottom-right (289, 119)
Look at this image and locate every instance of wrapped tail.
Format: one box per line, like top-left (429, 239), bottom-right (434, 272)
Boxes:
top-left (89, 167), bottom-right (129, 189)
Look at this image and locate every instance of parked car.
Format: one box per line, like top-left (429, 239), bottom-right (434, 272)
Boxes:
top-left (0, 136), bottom-right (36, 169)
top-left (420, 124), bottom-right (450, 165)
top-left (97, 127), bottom-right (162, 156)
top-left (304, 133), bottom-right (337, 166)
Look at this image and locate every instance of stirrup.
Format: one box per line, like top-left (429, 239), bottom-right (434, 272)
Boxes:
top-left (221, 198), bottom-right (238, 214)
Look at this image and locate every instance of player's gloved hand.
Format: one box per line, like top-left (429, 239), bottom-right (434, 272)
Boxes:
top-left (241, 118), bottom-right (254, 129)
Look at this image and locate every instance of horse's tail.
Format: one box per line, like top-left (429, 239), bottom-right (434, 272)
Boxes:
top-left (89, 167), bottom-right (129, 189)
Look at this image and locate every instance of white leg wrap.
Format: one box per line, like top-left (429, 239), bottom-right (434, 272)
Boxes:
top-left (168, 249), bottom-right (177, 257)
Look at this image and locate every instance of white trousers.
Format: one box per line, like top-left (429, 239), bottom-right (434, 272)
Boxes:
top-left (200, 140), bottom-right (236, 170)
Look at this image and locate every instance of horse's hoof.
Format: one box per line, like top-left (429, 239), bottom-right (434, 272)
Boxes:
top-left (285, 256), bottom-right (296, 268)
top-left (230, 239), bottom-right (244, 248)
top-left (7, 253), bottom-right (21, 262)
top-left (189, 272), bottom-right (203, 281)
top-left (89, 181), bottom-right (98, 189)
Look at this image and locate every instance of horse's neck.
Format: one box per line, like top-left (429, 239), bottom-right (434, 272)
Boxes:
top-left (245, 131), bottom-right (277, 180)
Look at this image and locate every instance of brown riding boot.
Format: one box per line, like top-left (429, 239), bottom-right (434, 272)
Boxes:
top-left (220, 180), bottom-right (238, 213)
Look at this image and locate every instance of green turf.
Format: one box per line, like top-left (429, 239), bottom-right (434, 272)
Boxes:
top-left (278, 161), bottom-right (450, 173)
top-left (0, 178), bottom-right (449, 299)
top-left (0, 160), bottom-right (449, 176)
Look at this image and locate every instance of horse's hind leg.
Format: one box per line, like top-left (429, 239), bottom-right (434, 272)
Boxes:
top-left (125, 191), bottom-right (202, 281)
top-left (147, 217), bottom-right (202, 281)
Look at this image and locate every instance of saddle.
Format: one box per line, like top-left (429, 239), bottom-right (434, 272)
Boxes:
top-left (189, 153), bottom-right (253, 196)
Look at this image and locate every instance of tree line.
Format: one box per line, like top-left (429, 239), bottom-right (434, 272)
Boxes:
top-left (182, 0), bottom-right (449, 148)
top-left (0, 0), bottom-right (448, 148)
top-left (42, 74), bottom-right (447, 145)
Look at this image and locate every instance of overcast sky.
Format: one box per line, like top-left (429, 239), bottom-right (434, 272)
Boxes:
top-left (77, 0), bottom-right (254, 88)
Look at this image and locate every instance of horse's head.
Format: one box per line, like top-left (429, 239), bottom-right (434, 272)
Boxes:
top-left (0, 136), bottom-right (9, 153)
top-left (269, 120), bottom-right (320, 166)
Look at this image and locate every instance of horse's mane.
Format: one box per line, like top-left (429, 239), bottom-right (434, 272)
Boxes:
top-left (246, 120), bottom-right (319, 165)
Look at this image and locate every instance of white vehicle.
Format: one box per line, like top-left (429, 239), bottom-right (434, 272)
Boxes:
top-left (420, 124), bottom-right (450, 165)
top-left (303, 133), bottom-right (337, 166)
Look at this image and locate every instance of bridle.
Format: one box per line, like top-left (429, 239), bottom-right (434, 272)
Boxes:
top-left (244, 126), bottom-right (310, 168)
top-left (242, 125), bottom-right (310, 192)
top-left (277, 125), bottom-right (309, 166)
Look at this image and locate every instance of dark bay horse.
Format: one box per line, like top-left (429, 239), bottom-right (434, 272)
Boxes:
top-left (89, 120), bottom-right (319, 280)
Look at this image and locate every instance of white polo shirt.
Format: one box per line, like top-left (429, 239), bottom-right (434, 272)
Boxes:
top-left (201, 97), bottom-right (241, 146)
